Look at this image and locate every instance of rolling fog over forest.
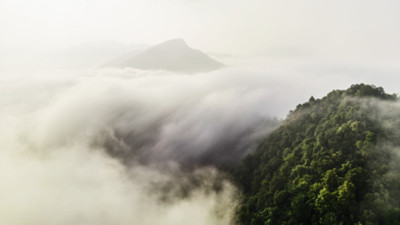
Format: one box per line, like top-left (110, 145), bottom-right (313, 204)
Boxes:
top-left (1, 0), bottom-right (400, 224)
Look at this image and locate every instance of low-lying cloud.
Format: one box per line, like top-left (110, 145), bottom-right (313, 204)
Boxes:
top-left (17, 68), bottom-right (282, 166)
top-left (0, 66), bottom-right (287, 224)
top-left (0, 144), bottom-right (237, 225)
top-left (2, 55), bottom-right (400, 224)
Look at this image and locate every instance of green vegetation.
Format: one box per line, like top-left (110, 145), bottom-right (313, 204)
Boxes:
top-left (235, 84), bottom-right (400, 225)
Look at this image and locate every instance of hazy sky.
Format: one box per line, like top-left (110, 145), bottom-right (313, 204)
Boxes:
top-left (1, 0), bottom-right (400, 57)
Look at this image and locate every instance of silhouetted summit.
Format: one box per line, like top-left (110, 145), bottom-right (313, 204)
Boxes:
top-left (105, 39), bottom-right (224, 73)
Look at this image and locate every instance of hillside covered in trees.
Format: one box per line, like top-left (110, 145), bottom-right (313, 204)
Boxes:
top-left (235, 84), bottom-right (400, 225)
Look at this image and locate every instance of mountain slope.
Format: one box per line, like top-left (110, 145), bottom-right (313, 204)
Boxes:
top-left (235, 84), bottom-right (400, 225)
top-left (104, 39), bottom-right (224, 73)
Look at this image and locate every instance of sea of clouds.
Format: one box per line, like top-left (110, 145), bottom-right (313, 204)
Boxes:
top-left (1, 53), bottom-right (399, 224)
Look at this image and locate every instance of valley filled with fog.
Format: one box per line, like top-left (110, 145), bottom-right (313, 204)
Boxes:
top-left (1, 0), bottom-right (400, 224)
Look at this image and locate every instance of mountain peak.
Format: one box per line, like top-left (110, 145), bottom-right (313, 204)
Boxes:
top-left (159, 38), bottom-right (188, 47)
top-left (146, 38), bottom-right (190, 53)
top-left (105, 39), bottom-right (224, 73)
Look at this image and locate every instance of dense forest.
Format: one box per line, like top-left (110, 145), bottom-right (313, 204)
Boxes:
top-left (234, 84), bottom-right (400, 225)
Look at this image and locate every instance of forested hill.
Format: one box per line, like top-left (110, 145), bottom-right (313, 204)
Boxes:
top-left (234, 84), bottom-right (400, 225)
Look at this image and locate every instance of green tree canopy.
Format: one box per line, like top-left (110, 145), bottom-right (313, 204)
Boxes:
top-left (235, 84), bottom-right (400, 225)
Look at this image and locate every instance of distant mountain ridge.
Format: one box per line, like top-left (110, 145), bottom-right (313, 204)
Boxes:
top-left (44, 41), bottom-right (148, 69)
top-left (104, 39), bottom-right (224, 73)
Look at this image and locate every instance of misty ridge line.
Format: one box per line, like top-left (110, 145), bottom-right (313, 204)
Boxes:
top-left (4, 39), bottom-right (226, 73)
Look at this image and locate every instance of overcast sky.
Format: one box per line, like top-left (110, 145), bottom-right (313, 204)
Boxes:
top-left (1, 0), bottom-right (400, 58)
